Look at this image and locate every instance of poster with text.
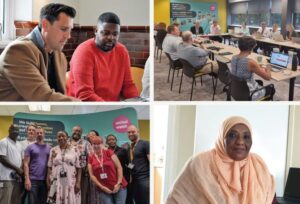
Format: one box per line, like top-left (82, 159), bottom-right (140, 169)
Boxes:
top-left (170, 0), bottom-right (218, 34)
top-left (14, 108), bottom-right (138, 147)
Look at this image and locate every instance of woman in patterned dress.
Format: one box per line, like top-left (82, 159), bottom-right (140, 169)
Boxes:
top-left (46, 130), bottom-right (82, 204)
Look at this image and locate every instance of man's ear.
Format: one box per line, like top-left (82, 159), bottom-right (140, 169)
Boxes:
top-left (41, 19), bottom-right (49, 32)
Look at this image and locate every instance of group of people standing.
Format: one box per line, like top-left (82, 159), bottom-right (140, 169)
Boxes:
top-left (0, 123), bottom-right (149, 204)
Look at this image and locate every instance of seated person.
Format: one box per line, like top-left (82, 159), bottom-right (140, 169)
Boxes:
top-left (67, 12), bottom-right (138, 101)
top-left (190, 21), bottom-right (204, 35)
top-left (210, 20), bottom-right (221, 34)
top-left (231, 37), bottom-right (275, 100)
top-left (162, 24), bottom-right (182, 61)
top-left (177, 31), bottom-right (218, 73)
top-left (166, 116), bottom-right (276, 204)
top-left (0, 3), bottom-right (78, 101)
top-left (209, 20), bottom-right (222, 42)
top-left (253, 22), bottom-right (271, 53)
top-left (256, 22), bottom-right (271, 37)
top-left (240, 22), bottom-right (250, 36)
top-left (286, 24), bottom-right (297, 40)
top-left (140, 57), bottom-right (150, 100)
top-left (268, 23), bottom-right (280, 39)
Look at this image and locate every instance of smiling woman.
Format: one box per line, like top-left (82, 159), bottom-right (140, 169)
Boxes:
top-left (166, 116), bottom-right (276, 204)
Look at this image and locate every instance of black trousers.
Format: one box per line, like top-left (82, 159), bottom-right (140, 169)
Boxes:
top-left (132, 178), bottom-right (149, 204)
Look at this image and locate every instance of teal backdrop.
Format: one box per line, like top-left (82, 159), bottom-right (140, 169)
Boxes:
top-left (170, 0), bottom-right (218, 33)
top-left (14, 107), bottom-right (138, 146)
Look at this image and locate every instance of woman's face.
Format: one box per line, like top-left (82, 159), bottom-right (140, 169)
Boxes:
top-left (93, 143), bottom-right (102, 153)
top-left (57, 132), bottom-right (67, 146)
top-left (224, 124), bottom-right (252, 161)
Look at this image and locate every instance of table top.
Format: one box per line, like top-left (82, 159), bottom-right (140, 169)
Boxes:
top-left (194, 37), bottom-right (300, 82)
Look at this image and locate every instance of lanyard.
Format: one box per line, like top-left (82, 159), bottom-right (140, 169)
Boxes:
top-left (130, 140), bottom-right (139, 162)
top-left (94, 149), bottom-right (104, 172)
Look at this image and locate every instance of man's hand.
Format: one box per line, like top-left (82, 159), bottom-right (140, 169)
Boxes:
top-left (25, 178), bottom-right (31, 191)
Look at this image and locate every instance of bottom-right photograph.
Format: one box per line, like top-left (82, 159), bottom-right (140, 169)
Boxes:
top-left (152, 104), bottom-right (300, 204)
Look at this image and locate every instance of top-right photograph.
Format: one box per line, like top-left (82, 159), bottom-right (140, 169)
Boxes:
top-left (154, 0), bottom-right (300, 101)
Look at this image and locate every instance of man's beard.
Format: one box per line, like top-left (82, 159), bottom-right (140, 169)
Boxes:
top-left (98, 42), bottom-right (116, 52)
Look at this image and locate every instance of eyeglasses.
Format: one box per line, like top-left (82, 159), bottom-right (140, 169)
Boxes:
top-left (100, 30), bottom-right (119, 37)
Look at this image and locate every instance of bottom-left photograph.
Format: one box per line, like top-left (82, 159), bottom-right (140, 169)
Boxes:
top-left (0, 104), bottom-right (149, 204)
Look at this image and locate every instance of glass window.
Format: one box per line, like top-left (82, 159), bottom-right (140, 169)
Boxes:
top-left (229, 0), bottom-right (274, 27)
top-left (0, 0), bottom-right (4, 36)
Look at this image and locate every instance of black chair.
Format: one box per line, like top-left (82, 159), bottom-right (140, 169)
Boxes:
top-left (216, 57), bottom-right (232, 101)
top-left (230, 74), bottom-right (275, 101)
top-left (165, 52), bottom-right (183, 91)
top-left (179, 58), bottom-right (216, 101)
top-left (156, 30), bottom-right (167, 63)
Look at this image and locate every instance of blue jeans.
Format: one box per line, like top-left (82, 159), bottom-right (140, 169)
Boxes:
top-left (99, 187), bottom-right (127, 204)
top-left (28, 180), bottom-right (47, 204)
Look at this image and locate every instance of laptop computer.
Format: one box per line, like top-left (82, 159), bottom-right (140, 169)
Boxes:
top-left (273, 33), bottom-right (285, 42)
top-left (270, 52), bottom-right (289, 72)
top-left (292, 37), bottom-right (300, 44)
top-left (277, 168), bottom-right (300, 204)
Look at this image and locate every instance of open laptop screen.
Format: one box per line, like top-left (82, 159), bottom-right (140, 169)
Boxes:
top-left (270, 52), bottom-right (289, 68)
top-left (284, 168), bottom-right (300, 199)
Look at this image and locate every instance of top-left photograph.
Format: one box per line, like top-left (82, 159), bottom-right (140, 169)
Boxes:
top-left (0, 0), bottom-right (149, 101)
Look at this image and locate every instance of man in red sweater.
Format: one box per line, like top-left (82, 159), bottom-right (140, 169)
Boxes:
top-left (68, 12), bottom-right (139, 101)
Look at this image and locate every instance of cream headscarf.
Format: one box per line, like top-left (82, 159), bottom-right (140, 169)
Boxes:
top-left (166, 116), bottom-right (275, 204)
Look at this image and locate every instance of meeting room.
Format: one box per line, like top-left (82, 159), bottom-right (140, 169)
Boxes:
top-left (153, 104), bottom-right (300, 204)
top-left (154, 0), bottom-right (300, 101)
top-left (0, 0), bottom-right (149, 102)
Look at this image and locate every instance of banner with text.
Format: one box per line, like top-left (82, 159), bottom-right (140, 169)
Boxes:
top-left (170, 0), bottom-right (218, 34)
top-left (14, 108), bottom-right (138, 146)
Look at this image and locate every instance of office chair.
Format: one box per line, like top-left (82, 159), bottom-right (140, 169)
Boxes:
top-left (216, 57), bottom-right (231, 101)
top-left (179, 58), bottom-right (216, 101)
top-left (165, 52), bottom-right (183, 91)
top-left (230, 74), bottom-right (275, 101)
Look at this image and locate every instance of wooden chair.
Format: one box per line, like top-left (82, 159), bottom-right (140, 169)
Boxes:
top-left (131, 66), bottom-right (144, 95)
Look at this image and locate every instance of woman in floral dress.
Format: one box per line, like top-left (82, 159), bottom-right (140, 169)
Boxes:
top-left (47, 130), bottom-right (82, 204)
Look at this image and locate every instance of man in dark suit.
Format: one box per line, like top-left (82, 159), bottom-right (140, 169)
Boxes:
top-left (190, 21), bottom-right (203, 35)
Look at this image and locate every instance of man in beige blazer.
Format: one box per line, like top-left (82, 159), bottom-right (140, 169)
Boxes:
top-left (0, 3), bottom-right (78, 101)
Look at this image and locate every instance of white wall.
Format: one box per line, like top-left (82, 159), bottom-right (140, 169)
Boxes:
top-left (25, 0), bottom-right (148, 25)
top-left (195, 104), bottom-right (289, 197)
top-left (163, 105), bottom-right (196, 202)
top-left (286, 106), bottom-right (300, 179)
top-left (15, 0), bottom-right (32, 21)
top-left (78, 0), bottom-right (149, 26)
top-left (32, 0), bottom-right (80, 23)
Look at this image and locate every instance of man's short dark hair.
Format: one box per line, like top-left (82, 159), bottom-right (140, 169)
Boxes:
top-left (40, 3), bottom-right (76, 26)
top-left (98, 12), bottom-right (120, 25)
top-left (167, 24), bottom-right (178, 34)
top-left (238, 36), bottom-right (257, 52)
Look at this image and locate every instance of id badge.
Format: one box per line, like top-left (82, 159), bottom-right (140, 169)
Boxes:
top-left (127, 163), bottom-right (135, 169)
top-left (100, 173), bottom-right (108, 179)
top-left (0, 182), bottom-right (3, 188)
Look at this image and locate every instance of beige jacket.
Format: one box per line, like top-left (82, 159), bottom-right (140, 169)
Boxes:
top-left (0, 36), bottom-right (77, 101)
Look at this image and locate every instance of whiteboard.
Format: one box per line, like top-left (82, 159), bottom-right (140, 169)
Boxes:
top-left (194, 104), bottom-right (289, 196)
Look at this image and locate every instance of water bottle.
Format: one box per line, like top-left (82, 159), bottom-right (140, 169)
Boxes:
top-left (292, 53), bottom-right (298, 71)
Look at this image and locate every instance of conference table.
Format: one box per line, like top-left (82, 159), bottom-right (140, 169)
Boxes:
top-left (194, 37), bottom-right (300, 101)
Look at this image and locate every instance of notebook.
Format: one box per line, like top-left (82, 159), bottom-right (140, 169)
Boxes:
top-left (277, 168), bottom-right (300, 204)
top-left (270, 52), bottom-right (289, 72)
